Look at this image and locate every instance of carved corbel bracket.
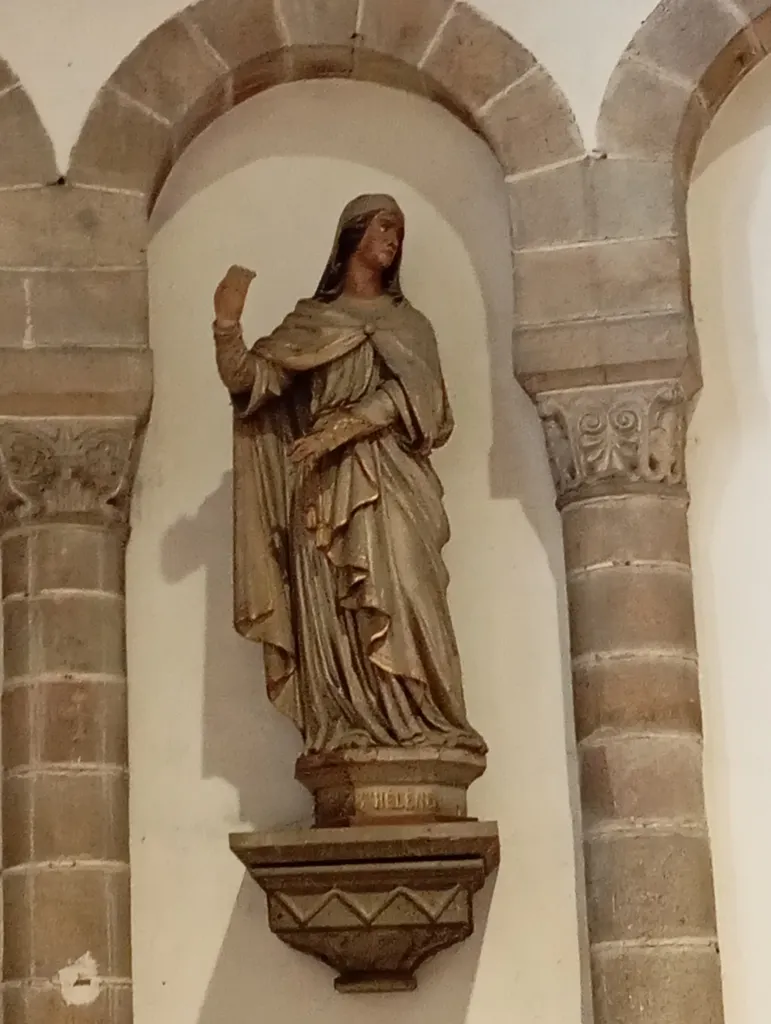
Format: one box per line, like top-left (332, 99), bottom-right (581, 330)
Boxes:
top-left (232, 822), bottom-right (499, 992)
top-left (536, 379), bottom-right (688, 506)
top-left (0, 417), bottom-right (142, 529)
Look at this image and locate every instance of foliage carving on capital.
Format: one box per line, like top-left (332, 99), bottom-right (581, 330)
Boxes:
top-left (536, 382), bottom-right (687, 503)
top-left (0, 418), bottom-right (139, 527)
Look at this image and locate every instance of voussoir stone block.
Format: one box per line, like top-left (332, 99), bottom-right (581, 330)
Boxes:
top-left (0, 187), bottom-right (147, 269)
top-left (0, 86), bottom-right (58, 187)
top-left (630, 0), bottom-right (747, 83)
top-left (110, 16), bottom-right (226, 123)
top-left (573, 655), bottom-right (702, 741)
top-left (28, 269), bottom-right (148, 348)
top-left (698, 26), bottom-right (763, 113)
top-left (581, 733), bottom-right (705, 825)
top-left (599, 55), bottom-right (710, 168)
top-left (482, 66), bottom-right (582, 175)
top-left (358, 0), bottom-right (452, 66)
top-left (69, 88), bottom-right (172, 197)
top-left (592, 945), bottom-right (723, 1024)
top-left (586, 832), bottom-right (717, 941)
top-left (422, 2), bottom-right (535, 112)
top-left (515, 237), bottom-right (683, 326)
top-left (279, 0), bottom-right (358, 46)
top-left (187, 0), bottom-right (284, 68)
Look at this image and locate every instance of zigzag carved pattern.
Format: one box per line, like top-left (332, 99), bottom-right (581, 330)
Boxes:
top-left (274, 884), bottom-right (465, 929)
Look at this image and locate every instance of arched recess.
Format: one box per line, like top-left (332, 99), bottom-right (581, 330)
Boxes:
top-left (67, 0), bottom-right (582, 275)
top-left (597, 0), bottom-right (771, 395)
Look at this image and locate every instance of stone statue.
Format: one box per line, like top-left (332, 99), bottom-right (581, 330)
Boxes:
top-left (213, 194), bottom-right (486, 826)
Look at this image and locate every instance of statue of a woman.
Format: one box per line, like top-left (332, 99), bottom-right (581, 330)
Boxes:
top-left (212, 194), bottom-right (485, 760)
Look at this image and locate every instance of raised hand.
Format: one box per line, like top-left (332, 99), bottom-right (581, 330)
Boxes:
top-left (214, 264), bottom-right (256, 324)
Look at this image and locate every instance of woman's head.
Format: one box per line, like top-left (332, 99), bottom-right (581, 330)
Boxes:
top-left (315, 194), bottom-right (405, 302)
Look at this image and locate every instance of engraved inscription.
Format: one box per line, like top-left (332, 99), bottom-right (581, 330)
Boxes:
top-left (355, 788), bottom-right (440, 815)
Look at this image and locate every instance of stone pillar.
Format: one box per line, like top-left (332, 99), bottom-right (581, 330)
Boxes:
top-left (0, 418), bottom-right (139, 1024)
top-left (538, 381), bottom-right (723, 1024)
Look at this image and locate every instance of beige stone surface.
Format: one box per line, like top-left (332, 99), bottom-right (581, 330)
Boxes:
top-left (698, 27), bottom-right (763, 113)
top-left (516, 313), bottom-right (693, 395)
top-left (0, 86), bottom-right (58, 187)
top-left (358, 0), bottom-right (453, 66)
top-left (562, 493), bottom-right (691, 569)
top-left (3, 770), bottom-right (129, 866)
top-left (586, 832), bottom-right (717, 941)
top-left (0, 348), bottom-right (152, 418)
top-left (69, 88), bottom-right (172, 197)
top-left (573, 655), bottom-right (702, 741)
top-left (568, 565), bottom-right (696, 657)
top-left (1, 679), bottom-right (128, 770)
top-left (29, 268), bottom-right (148, 348)
top-left (187, 0), bottom-right (283, 68)
top-left (0, 187), bottom-right (146, 269)
top-left (515, 237), bottom-right (683, 326)
top-left (630, 0), bottom-right (747, 83)
top-left (581, 733), bottom-right (706, 825)
top-left (280, 0), bottom-right (359, 46)
top-left (482, 66), bottom-right (583, 175)
top-left (422, 2), bottom-right (534, 112)
top-left (509, 157), bottom-right (683, 249)
top-left (110, 16), bottom-right (225, 123)
top-left (24, 867), bottom-right (130, 977)
top-left (592, 945), bottom-right (723, 1024)
top-left (30, 594), bottom-right (125, 676)
top-left (0, 273), bottom-right (29, 348)
top-left (353, 49), bottom-right (430, 99)
top-left (3, 983), bottom-right (132, 1024)
top-left (599, 56), bottom-right (710, 167)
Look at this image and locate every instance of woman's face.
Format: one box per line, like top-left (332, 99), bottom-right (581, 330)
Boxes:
top-left (354, 210), bottom-right (404, 273)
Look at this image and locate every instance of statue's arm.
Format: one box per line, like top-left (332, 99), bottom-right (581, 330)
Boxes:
top-left (213, 319), bottom-right (257, 394)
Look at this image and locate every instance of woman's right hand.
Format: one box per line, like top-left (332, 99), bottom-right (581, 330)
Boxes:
top-left (214, 264), bottom-right (256, 324)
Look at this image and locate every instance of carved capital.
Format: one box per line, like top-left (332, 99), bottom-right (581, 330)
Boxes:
top-left (0, 417), bottom-right (141, 529)
top-left (536, 381), bottom-right (687, 505)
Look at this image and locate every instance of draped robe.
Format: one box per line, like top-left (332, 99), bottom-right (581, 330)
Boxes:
top-left (219, 293), bottom-right (484, 754)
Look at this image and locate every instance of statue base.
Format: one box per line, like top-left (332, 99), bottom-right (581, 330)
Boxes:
top-left (295, 746), bottom-right (486, 827)
top-left (230, 821), bottom-right (499, 992)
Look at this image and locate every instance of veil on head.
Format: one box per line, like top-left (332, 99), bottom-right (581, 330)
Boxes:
top-left (314, 193), bottom-right (406, 303)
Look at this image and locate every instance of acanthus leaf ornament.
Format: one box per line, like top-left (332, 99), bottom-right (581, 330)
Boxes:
top-left (537, 382), bottom-right (687, 504)
top-left (0, 418), bottom-right (139, 527)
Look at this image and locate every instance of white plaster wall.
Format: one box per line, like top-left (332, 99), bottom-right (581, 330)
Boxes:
top-left (0, 0), bottom-right (659, 168)
top-left (133, 79), bottom-right (580, 1023)
top-left (688, 57), bottom-right (771, 1024)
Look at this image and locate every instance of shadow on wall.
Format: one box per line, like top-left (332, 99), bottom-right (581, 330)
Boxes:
top-left (160, 470), bottom-right (492, 1023)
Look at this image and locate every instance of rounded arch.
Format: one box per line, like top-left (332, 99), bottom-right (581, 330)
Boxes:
top-left (67, 0), bottom-right (582, 213)
top-left (0, 56), bottom-right (57, 187)
top-left (598, 0), bottom-right (770, 182)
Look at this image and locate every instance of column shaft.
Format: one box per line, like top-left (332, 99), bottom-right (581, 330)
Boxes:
top-left (539, 381), bottom-right (724, 1024)
top-left (2, 522), bottom-right (132, 1023)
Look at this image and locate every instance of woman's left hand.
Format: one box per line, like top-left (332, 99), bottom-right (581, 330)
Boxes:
top-left (289, 432), bottom-right (332, 466)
